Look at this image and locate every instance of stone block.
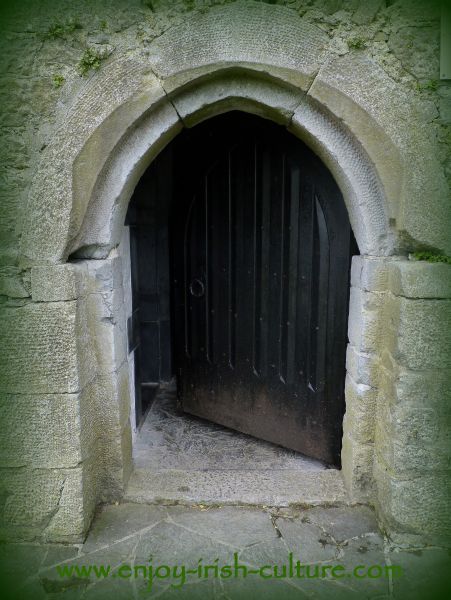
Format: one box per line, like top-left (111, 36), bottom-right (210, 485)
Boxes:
top-left (379, 363), bottom-right (451, 410)
top-left (388, 260), bottom-right (451, 299)
top-left (171, 70), bottom-right (304, 128)
top-left (85, 290), bottom-right (127, 375)
top-left (70, 76), bottom-right (167, 245)
top-left (78, 361), bottom-right (132, 502)
top-left (0, 267), bottom-right (29, 298)
top-left (85, 257), bottom-right (123, 295)
top-left (69, 99), bottom-right (182, 255)
top-left (125, 468), bottom-right (348, 507)
top-left (117, 365), bottom-right (132, 430)
top-left (375, 398), bottom-right (450, 475)
top-left (438, 84), bottom-right (451, 123)
top-left (350, 255), bottom-right (394, 292)
top-left (84, 363), bottom-right (131, 445)
top-left (347, 287), bottom-right (384, 353)
top-left (0, 467), bottom-right (86, 543)
top-left (76, 301), bottom-right (97, 389)
top-left (386, 296), bottom-right (451, 370)
top-left (119, 227), bottom-right (133, 317)
top-left (0, 301), bottom-right (80, 394)
top-left (0, 393), bottom-right (82, 469)
top-left (373, 459), bottom-right (451, 544)
top-left (147, 1), bottom-right (329, 92)
top-left (43, 468), bottom-right (88, 543)
top-left (31, 263), bottom-right (87, 302)
top-left (343, 374), bottom-right (377, 444)
top-left (20, 58), bottom-right (167, 265)
top-left (341, 433), bottom-right (375, 501)
top-left (120, 421), bottom-right (133, 488)
top-left (308, 53), bottom-right (404, 228)
top-left (439, 95), bottom-right (451, 124)
top-left (346, 344), bottom-right (380, 387)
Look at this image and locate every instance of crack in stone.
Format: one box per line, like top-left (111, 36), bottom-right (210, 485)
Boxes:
top-left (76, 518), bottom-right (164, 559)
top-left (270, 514), bottom-right (283, 539)
top-left (168, 519), bottom-right (239, 550)
top-left (42, 476), bottom-right (67, 536)
top-left (286, 50), bottom-right (329, 133)
top-left (147, 64), bottom-right (185, 127)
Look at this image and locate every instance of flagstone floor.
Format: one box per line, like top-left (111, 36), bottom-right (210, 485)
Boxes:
top-left (2, 502), bottom-right (449, 599)
top-left (3, 388), bottom-right (449, 599)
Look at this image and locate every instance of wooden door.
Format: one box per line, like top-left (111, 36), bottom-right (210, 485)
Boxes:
top-left (171, 113), bottom-right (354, 465)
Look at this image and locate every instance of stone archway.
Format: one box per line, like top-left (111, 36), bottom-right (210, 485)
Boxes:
top-left (20, 4), bottom-right (450, 266)
top-left (14, 1), bottom-right (450, 543)
top-left (66, 68), bottom-right (396, 261)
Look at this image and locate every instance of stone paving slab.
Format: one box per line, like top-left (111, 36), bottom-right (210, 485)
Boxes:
top-left (125, 468), bottom-right (348, 506)
top-left (1, 503), bottom-right (450, 599)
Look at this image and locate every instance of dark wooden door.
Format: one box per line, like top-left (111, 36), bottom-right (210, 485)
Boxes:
top-left (171, 113), bottom-right (354, 466)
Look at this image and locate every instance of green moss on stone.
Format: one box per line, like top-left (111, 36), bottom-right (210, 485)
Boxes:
top-left (44, 19), bottom-right (82, 40)
top-left (78, 48), bottom-right (104, 76)
top-left (347, 36), bottom-right (367, 50)
top-left (52, 74), bottom-right (65, 89)
top-left (416, 80), bottom-right (439, 92)
top-left (411, 251), bottom-right (451, 265)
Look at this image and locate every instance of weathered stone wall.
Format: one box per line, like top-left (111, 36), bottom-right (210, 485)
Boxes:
top-left (343, 257), bottom-right (451, 545)
top-left (0, 0), bottom-right (450, 544)
top-left (0, 0), bottom-right (449, 266)
top-left (0, 258), bottom-right (132, 541)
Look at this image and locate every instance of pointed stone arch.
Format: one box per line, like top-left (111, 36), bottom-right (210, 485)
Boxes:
top-left (16, 1), bottom-right (450, 543)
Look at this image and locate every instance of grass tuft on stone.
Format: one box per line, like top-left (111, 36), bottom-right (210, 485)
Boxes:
top-left (416, 79), bottom-right (439, 92)
top-left (78, 48), bottom-right (105, 76)
top-left (44, 19), bottom-right (82, 40)
top-left (411, 251), bottom-right (451, 265)
top-left (52, 74), bottom-right (65, 89)
top-left (347, 36), bottom-right (366, 50)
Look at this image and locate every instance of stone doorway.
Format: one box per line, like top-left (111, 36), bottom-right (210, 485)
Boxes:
top-left (10, 0), bottom-right (449, 546)
top-left (122, 111), bottom-right (354, 506)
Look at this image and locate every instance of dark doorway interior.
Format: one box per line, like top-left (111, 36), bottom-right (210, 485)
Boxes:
top-left (126, 112), bottom-right (357, 466)
top-left (125, 148), bottom-right (173, 422)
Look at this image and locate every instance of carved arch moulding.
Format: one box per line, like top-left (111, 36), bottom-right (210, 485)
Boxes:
top-left (20, 1), bottom-right (449, 267)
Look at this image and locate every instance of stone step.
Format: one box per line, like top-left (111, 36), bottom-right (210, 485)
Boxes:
top-left (124, 468), bottom-right (349, 507)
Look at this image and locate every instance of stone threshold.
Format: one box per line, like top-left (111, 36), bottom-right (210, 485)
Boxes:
top-left (124, 467), bottom-right (349, 507)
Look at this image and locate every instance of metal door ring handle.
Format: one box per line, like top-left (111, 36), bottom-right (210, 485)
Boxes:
top-left (189, 278), bottom-right (205, 297)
